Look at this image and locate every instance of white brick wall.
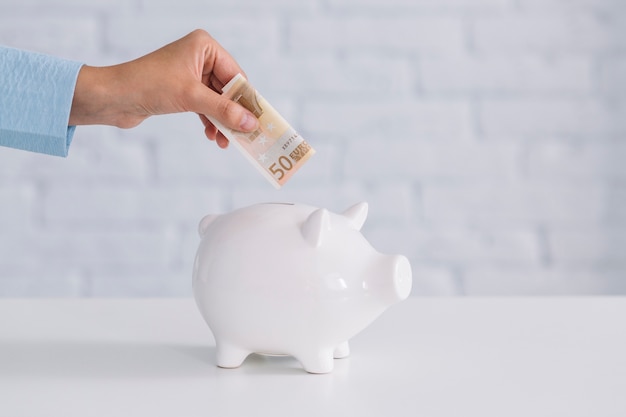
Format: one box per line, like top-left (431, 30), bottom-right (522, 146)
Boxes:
top-left (0, 0), bottom-right (625, 296)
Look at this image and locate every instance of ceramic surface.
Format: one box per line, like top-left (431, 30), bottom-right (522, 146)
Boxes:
top-left (192, 202), bottom-right (412, 373)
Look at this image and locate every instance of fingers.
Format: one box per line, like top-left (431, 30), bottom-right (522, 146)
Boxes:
top-left (205, 36), bottom-right (248, 90)
top-left (199, 114), bottom-right (230, 149)
top-left (208, 72), bottom-right (226, 93)
top-left (190, 84), bottom-right (258, 133)
top-left (188, 29), bottom-right (247, 93)
top-left (192, 30), bottom-right (255, 133)
top-left (215, 132), bottom-right (230, 149)
top-left (184, 30), bottom-right (257, 148)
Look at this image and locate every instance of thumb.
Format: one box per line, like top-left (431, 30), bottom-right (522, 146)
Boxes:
top-left (189, 84), bottom-right (258, 132)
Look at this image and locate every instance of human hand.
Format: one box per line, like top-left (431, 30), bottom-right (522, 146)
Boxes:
top-left (69, 29), bottom-right (258, 148)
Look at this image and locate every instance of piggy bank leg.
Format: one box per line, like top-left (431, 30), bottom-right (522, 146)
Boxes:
top-left (297, 348), bottom-right (335, 374)
top-left (333, 341), bottom-right (350, 359)
top-left (215, 341), bottom-right (250, 369)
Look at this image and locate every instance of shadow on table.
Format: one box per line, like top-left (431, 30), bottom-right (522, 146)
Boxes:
top-left (0, 340), bottom-right (216, 379)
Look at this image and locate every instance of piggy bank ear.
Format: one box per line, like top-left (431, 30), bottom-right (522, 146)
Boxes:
top-left (301, 208), bottom-right (331, 247)
top-left (342, 202), bottom-right (368, 231)
top-left (198, 215), bottom-right (219, 237)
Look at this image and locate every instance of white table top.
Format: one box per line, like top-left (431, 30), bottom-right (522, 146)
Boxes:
top-left (1, 298), bottom-right (625, 417)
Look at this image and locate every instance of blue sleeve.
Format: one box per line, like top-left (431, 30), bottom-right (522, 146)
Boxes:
top-left (0, 46), bottom-right (83, 157)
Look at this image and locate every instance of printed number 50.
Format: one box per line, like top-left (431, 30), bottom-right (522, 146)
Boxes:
top-left (269, 156), bottom-right (294, 180)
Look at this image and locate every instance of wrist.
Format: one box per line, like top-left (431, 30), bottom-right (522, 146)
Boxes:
top-left (69, 64), bottom-right (143, 128)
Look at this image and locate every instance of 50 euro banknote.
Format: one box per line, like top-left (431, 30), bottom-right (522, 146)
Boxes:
top-left (206, 73), bottom-right (315, 189)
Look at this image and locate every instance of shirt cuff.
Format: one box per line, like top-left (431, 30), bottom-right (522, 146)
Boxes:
top-left (0, 46), bottom-right (83, 157)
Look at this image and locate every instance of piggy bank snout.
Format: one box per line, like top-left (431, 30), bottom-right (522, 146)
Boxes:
top-left (375, 254), bottom-right (412, 304)
top-left (393, 255), bottom-right (412, 300)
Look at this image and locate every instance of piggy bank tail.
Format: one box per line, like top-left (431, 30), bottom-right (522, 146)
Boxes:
top-left (198, 215), bottom-right (219, 237)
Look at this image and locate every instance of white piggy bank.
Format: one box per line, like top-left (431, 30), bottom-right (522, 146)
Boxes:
top-left (192, 202), bottom-right (412, 374)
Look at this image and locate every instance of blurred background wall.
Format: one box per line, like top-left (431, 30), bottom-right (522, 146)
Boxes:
top-left (0, 0), bottom-right (625, 296)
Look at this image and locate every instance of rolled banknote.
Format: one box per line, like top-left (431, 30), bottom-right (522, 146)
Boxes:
top-left (207, 73), bottom-right (315, 189)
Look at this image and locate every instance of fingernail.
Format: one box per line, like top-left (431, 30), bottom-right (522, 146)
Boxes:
top-left (240, 113), bottom-right (258, 131)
